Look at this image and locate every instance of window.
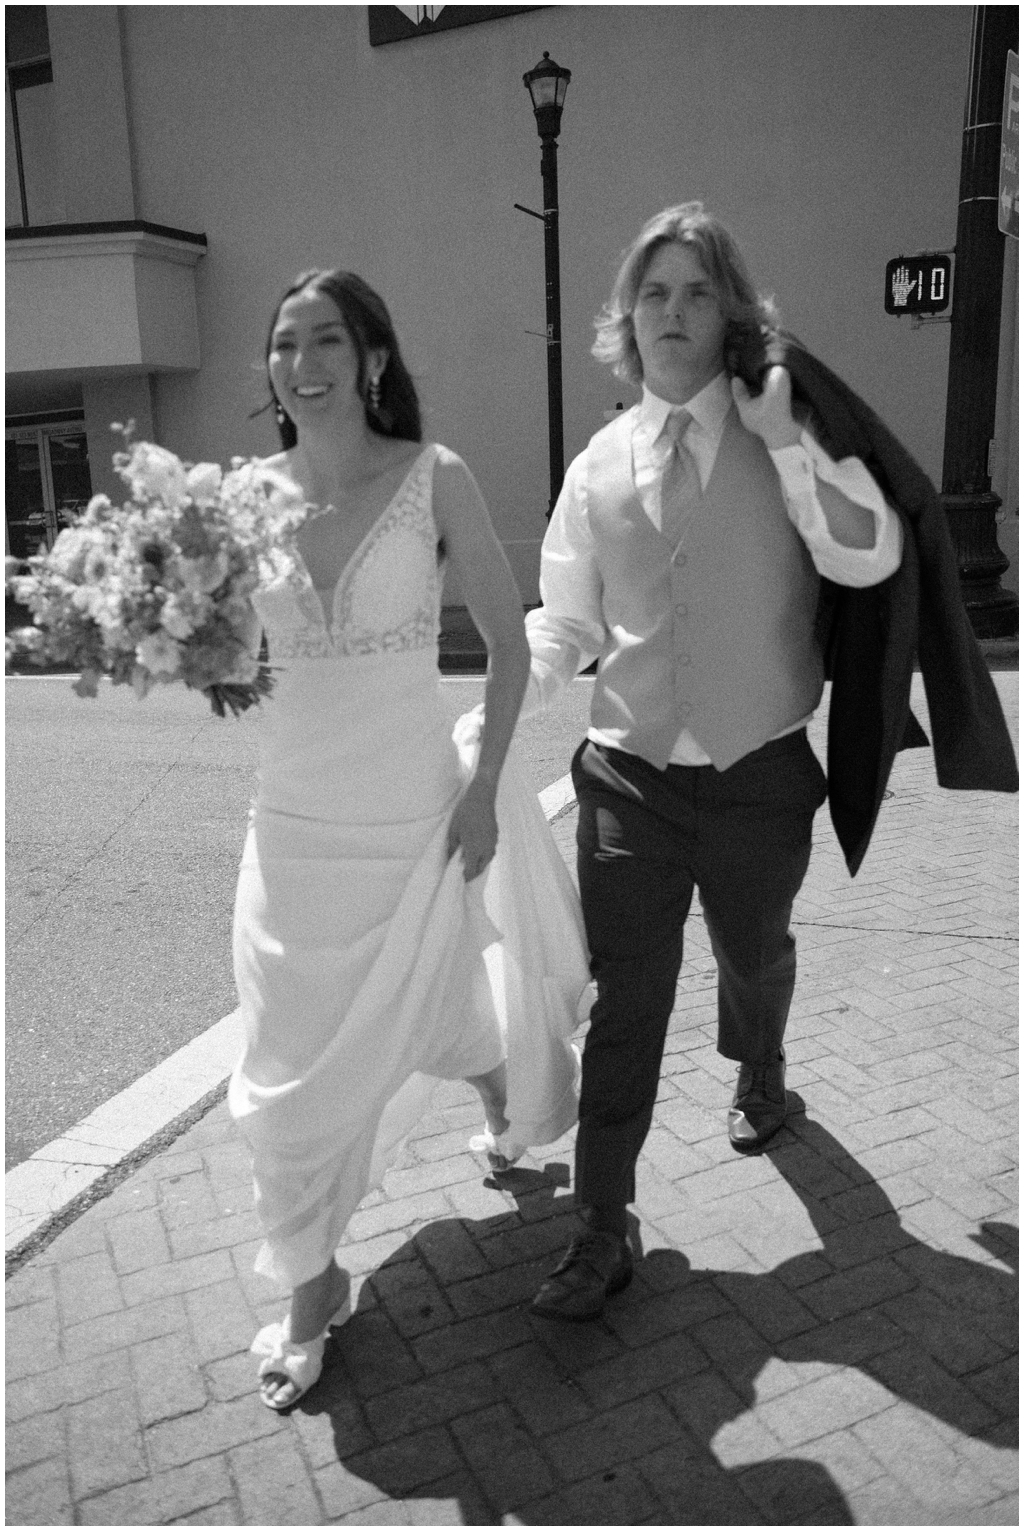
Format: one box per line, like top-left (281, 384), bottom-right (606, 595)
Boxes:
top-left (5, 6), bottom-right (65, 227)
top-left (5, 422), bottom-right (92, 562)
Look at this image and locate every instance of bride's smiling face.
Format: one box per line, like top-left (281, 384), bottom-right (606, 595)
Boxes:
top-left (268, 287), bottom-right (374, 428)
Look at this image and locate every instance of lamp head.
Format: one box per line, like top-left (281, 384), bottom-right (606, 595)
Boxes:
top-left (523, 51), bottom-right (571, 139)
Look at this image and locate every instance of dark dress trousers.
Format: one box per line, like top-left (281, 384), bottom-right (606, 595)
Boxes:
top-left (573, 729), bottom-right (827, 1210)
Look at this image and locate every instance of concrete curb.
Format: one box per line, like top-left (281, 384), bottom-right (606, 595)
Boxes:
top-left (5, 1015), bottom-right (241, 1262)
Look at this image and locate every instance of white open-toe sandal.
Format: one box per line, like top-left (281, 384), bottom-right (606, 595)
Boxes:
top-left (252, 1295), bottom-right (351, 1411)
top-left (468, 1127), bottom-right (525, 1173)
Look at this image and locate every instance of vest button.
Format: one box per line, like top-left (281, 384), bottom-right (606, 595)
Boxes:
top-left (678, 654), bottom-right (692, 666)
top-left (675, 603), bottom-right (688, 619)
top-left (673, 552), bottom-right (688, 567)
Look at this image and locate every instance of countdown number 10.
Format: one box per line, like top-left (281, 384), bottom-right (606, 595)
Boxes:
top-left (914, 267), bottom-right (947, 302)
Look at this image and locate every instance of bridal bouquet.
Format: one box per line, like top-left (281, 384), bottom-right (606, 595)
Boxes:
top-left (6, 434), bottom-right (306, 717)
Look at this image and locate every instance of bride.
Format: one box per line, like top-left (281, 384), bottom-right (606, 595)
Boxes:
top-left (229, 269), bottom-right (589, 1410)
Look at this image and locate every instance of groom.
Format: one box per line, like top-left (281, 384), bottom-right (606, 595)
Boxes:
top-left (523, 202), bottom-right (906, 1321)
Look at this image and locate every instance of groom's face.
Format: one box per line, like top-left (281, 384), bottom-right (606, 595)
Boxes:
top-left (632, 242), bottom-right (728, 405)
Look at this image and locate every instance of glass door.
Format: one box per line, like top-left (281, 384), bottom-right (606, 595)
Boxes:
top-left (5, 424), bottom-right (92, 561)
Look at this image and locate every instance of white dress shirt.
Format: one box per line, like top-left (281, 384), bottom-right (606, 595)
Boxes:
top-left (525, 371), bottom-right (904, 765)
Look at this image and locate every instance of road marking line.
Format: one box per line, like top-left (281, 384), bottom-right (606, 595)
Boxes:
top-left (538, 772), bottom-right (576, 821)
top-left (5, 771), bottom-right (577, 1256)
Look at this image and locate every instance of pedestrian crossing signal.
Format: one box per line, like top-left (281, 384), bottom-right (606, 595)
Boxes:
top-left (884, 255), bottom-right (952, 315)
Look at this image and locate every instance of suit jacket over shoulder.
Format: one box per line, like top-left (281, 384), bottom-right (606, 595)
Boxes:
top-left (766, 336), bottom-right (1018, 874)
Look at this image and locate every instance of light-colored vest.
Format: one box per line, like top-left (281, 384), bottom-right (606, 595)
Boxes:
top-left (586, 404), bottom-right (823, 771)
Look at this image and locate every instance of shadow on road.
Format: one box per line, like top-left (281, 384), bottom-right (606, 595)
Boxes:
top-left (301, 1117), bottom-right (1016, 1525)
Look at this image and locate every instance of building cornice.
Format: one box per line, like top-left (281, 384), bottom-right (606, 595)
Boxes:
top-left (6, 221), bottom-right (208, 269)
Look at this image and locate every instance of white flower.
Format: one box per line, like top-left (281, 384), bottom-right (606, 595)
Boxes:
top-left (118, 443), bottom-right (188, 508)
top-left (47, 526), bottom-right (103, 580)
top-left (160, 591), bottom-right (210, 639)
top-left (137, 630), bottom-right (182, 676)
top-left (9, 574), bottom-right (40, 605)
top-left (261, 545), bottom-right (302, 586)
top-left (223, 460), bottom-right (305, 513)
top-left (98, 616), bottom-right (130, 645)
top-left (160, 602), bottom-right (196, 640)
top-left (178, 550), bottom-right (230, 594)
top-left (8, 626), bottom-right (45, 657)
top-left (83, 544), bottom-right (114, 584)
top-left (257, 467), bottom-right (306, 510)
top-left (71, 585), bottom-right (103, 617)
top-left (185, 462), bottom-right (223, 506)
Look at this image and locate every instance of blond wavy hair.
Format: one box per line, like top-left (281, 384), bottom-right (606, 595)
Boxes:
top-left (592, 202), bottom-right (779, 386)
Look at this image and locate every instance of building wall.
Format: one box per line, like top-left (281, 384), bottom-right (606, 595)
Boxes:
top-left (48, 7), bottom-right (981, 598)
top-left (48, 5), bottom-right (136, 222)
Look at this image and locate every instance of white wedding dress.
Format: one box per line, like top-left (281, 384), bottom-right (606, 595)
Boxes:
top-left (229, 443), bottom-right (589, 1287)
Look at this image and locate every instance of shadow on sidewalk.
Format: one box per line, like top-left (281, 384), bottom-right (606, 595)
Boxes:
top-left (300, 1118), bottom-right (1016, 1525)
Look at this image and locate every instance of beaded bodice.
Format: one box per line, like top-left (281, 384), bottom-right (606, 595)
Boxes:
top-left (251, 445), bottom-right (443, 662)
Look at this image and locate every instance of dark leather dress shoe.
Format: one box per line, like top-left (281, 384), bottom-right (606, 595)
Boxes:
top-left (728, 1049), bottom-right (787, 1152)
top-left (531, 1229), bottom-right (633, 1321)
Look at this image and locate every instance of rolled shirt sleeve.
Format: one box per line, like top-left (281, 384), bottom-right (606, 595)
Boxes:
top-left (522, 453), bottom-right (607, 717)
top-left (769, 432), bottom-right (904, 588)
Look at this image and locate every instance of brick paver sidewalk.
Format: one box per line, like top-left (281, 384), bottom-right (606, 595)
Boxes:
top-left (6, 678), bottom-right (1018, 1526)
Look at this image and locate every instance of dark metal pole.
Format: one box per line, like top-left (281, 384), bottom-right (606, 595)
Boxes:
top-left (7, 77), bottom-right (31, 227)
top-left (540, 133), bottom-right (564, 517)
top-left (941, 4), bottom-right (1018, 637)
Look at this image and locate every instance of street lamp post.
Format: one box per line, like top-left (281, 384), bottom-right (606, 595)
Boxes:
top-left (521, 52), bottom-right (571, 518)
top-left (940, 6), bottom-right (1018, 637)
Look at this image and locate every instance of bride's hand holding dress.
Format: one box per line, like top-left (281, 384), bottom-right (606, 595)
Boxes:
top-left (431, 446), bottom-right (529, 885)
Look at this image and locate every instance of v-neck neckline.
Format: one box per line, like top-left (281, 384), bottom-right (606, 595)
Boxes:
top-left (293, 445), bottom-right (431, 631)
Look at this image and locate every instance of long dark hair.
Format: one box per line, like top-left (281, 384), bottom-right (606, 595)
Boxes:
top-left (263, 269), bottom-right (422, 448)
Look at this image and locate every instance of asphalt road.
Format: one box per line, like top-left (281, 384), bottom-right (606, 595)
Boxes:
top-left (5, 674), bottom-right (594, 1170)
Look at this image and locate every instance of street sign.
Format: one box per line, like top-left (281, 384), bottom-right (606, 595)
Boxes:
top-left (368, 6), bottom-right (541, 45)
top-left (884, 254), bottom-right (952, 315)
top-left (998, 50), bottom-right (1018, 239)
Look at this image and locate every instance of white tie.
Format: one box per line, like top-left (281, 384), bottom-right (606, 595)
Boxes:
top-left (660, 410), bottom-right (702, 555)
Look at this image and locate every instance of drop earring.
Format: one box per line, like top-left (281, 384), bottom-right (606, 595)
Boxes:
top-left (368, 375), bottom-right (382, 412)
top-left (273, 399), bottom-right (286, 427)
